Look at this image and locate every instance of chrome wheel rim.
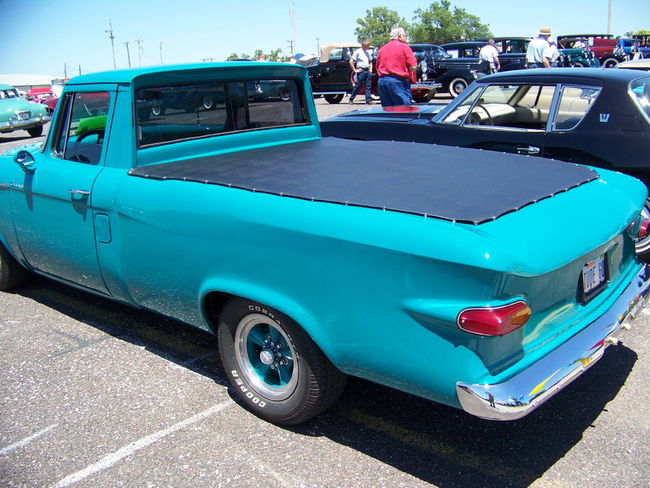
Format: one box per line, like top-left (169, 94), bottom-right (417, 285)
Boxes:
top-left (234, 313), bottom-right (298, 401)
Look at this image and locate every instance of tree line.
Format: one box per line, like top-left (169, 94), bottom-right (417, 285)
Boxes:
top-left (224, 1), bottom-right (489, 61)
top-left (223, 2), bottom-right (649, 62)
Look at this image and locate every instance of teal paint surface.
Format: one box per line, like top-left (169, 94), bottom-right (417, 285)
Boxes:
top-left (0, 63), bottom-right (646, 410)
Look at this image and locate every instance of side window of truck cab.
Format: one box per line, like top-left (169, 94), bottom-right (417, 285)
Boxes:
top-left (53, 92), bottom-right (111, 165)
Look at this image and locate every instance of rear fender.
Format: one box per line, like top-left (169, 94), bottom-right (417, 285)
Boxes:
top-left (199, 277), bottom-right (340, 363)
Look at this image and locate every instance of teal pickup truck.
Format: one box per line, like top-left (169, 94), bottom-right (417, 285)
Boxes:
top-left (1, 62), bottom-right (649, 425)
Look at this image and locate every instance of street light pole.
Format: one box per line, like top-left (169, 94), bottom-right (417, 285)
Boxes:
top-left (607, 0), bottom-right (612, 35)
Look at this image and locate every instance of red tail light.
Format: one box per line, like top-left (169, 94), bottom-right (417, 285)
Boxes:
top-left (627, 216), bottom-right (650, 241)
top-left (457, 301), bottom-right (532, 336)
top-left (640, 219), bottom-right (650, 240)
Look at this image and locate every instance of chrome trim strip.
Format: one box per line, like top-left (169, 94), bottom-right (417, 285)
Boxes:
top-left (456, 264), bottom-right (650, 421)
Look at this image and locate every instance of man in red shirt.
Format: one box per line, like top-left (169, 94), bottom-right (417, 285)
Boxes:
top-left (376, 27), bottom-right (417, 107)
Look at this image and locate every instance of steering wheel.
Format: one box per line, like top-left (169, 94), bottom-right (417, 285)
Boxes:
top-left (76, 129), bottom-right (104, 143)
top-left (469, 104), bottom-right (493, 126)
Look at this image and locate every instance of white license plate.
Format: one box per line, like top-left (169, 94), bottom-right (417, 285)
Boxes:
top-left (16, 111), bottom-right (30, 120)
top-left (582, 254), bottom-right (607, 297)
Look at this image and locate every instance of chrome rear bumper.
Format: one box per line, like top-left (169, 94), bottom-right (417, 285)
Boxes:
top-left (456, 265), bottom-right (650, 421)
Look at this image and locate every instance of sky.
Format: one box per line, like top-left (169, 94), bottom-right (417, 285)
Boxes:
top-left (1, 0), bottom-right (649, 79)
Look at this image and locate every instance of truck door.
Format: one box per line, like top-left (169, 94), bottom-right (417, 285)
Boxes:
top-left (10, 88), bottom-right (114, 293)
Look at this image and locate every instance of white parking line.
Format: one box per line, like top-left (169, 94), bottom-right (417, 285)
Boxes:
top-left (0, 424), bottom-right (57, 455)
top-left (50, 400), bottom-right (233, 488)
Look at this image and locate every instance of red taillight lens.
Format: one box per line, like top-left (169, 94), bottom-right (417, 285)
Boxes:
top-left (457, 301), bottom-right (532, 336)
top-left (640, 219), bottom-right (650, 240)
top-left (627, 216), bottom-right (650, 241)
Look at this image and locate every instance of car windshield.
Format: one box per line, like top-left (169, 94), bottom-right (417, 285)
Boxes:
top-left (629, 76), bottom-right (650, 123)
top-left (0, 89), bottom-right (20, 100)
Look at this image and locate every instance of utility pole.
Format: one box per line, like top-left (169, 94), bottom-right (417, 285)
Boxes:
top-left (124, 42), bottom-right (132, 67)
top-left (135, 39), bottom-right (143, 66)
top-left (159, 42), bottom-right (163, 64)
top-left (607, 0), bottom-right (612, 35)
top-left (289, 2), bottom-right (296, 56)
top-left (287, 40), bottom-right (295, 57)
top-left (316, 37), bottom-right (320, 54)
top-left (78, 65), bottom-right (82, 75)
top-left (105, 20), bottom-right (117, 69)
top-left (64, 63), bottom-right (68, 78)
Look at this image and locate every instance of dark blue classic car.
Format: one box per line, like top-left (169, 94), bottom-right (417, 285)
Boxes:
top-left (322, 68), bottom-right (650, 257)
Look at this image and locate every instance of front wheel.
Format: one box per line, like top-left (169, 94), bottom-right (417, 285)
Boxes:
top-left (217, 298), bottom-right (346, 425)
top-left (324, 94), bottom-right (344, 104)
top-left (448, 78), bottom-right (468, 98)
top-left (0, 243), bottom-right (30, 291)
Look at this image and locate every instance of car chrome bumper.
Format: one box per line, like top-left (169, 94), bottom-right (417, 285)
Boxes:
top-left (456, 264), bottom-right (650, 421)
top-left (0, 114), bottom-right (50, 133)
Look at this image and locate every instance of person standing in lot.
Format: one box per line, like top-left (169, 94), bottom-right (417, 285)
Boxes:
top-left (526, 26), bottom-right (552, 68)
top-left (349, 40), bottom-right (374, 104)
top-left (376, 27), bottom-right (417, 107)
top-left (479, 39), bottom-right (500, 73)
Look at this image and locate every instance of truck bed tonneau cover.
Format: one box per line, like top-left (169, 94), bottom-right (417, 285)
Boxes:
top-left (128, 138), bottom-right (597, 225)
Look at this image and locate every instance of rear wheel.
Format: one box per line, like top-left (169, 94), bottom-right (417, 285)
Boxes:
top-left (448, 78), bottom-right (469, 98)
top-left (0, 243), bottom-right (30, 291)
top-left (202, 97), bottom-right (214, 110)
top-left (27, 125), bottom-right (43, 137)
top-left (324, 94), bottom-right (344, 104)
top-left (217, 298), bottom-right (346, 425)
top-left (602, 57), bottom-right (619, 68)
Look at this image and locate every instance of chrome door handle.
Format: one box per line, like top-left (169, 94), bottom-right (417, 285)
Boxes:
top-left (516, 146), bottom-right (541, 155)
top-left (69, 189), bottom-right (90, 196)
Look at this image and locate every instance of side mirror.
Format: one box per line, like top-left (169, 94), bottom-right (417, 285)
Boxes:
top-left (14, 150), bottom-right (36, 174)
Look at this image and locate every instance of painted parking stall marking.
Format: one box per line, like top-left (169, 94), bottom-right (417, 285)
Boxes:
top-left (50, 401), bottom-right (233, 488)
top-left (0, 424), bottom-right (58, 456)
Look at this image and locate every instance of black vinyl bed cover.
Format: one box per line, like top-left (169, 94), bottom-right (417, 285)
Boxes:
top-left (128, 138), bottom-right (598, 225)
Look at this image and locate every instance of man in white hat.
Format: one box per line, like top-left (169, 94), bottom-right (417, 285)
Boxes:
top-left (526, 26), bottom-right (552, 68)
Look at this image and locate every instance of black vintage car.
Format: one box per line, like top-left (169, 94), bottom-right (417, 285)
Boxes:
top-left (300, 43), bottom-right (439, 104)
top-left (409, 43), bottom-right (489, 97)
top-left (443, 38), bottom-right (530, 72)
top-left (321, 68), bottom-right (650, 256)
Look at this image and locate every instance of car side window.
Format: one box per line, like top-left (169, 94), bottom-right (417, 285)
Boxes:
top-left (552, 86), bottom-right (601, 131)
top-left (629, 76), bottom-right (650, 123)
top-left (455, 84), bottom-right (554, 131)
top-left (53, 92), bottom-right (110, 165)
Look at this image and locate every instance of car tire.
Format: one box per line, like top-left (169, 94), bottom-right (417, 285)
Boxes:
top-left (324, 94), bottom-right (344, 104)
top-left (151, 104), bottom-right (165, 117)
top-left (0, 243), bottom-right (30, 291)
top-left (448, 78), bottom-right (469, 98)
top-left (217, 298), bottom-right (346, 425)
top-left (602, 57), bottom-right (619, 68)
top-left (27, 125), bottom-right (43, 137)
top-left (202, 97), bottom-right (214, 110)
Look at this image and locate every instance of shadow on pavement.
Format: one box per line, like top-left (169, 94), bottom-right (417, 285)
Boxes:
top-left (14, 276), bottom-right (637, 488)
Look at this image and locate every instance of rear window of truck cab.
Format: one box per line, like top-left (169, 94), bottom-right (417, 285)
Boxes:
top-left (135, 78), bottom-right (309, 148)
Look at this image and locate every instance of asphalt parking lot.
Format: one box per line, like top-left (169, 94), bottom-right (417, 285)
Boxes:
top-left (1, 96), bottom-right (649, 488)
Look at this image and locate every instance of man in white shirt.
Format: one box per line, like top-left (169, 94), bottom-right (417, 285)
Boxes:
top-left (526, 26), bottom-right (552, 68)
top-left (479, 39), bottom-right (500, 73)
top-left (349, 40), bottom-right (374, 104)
